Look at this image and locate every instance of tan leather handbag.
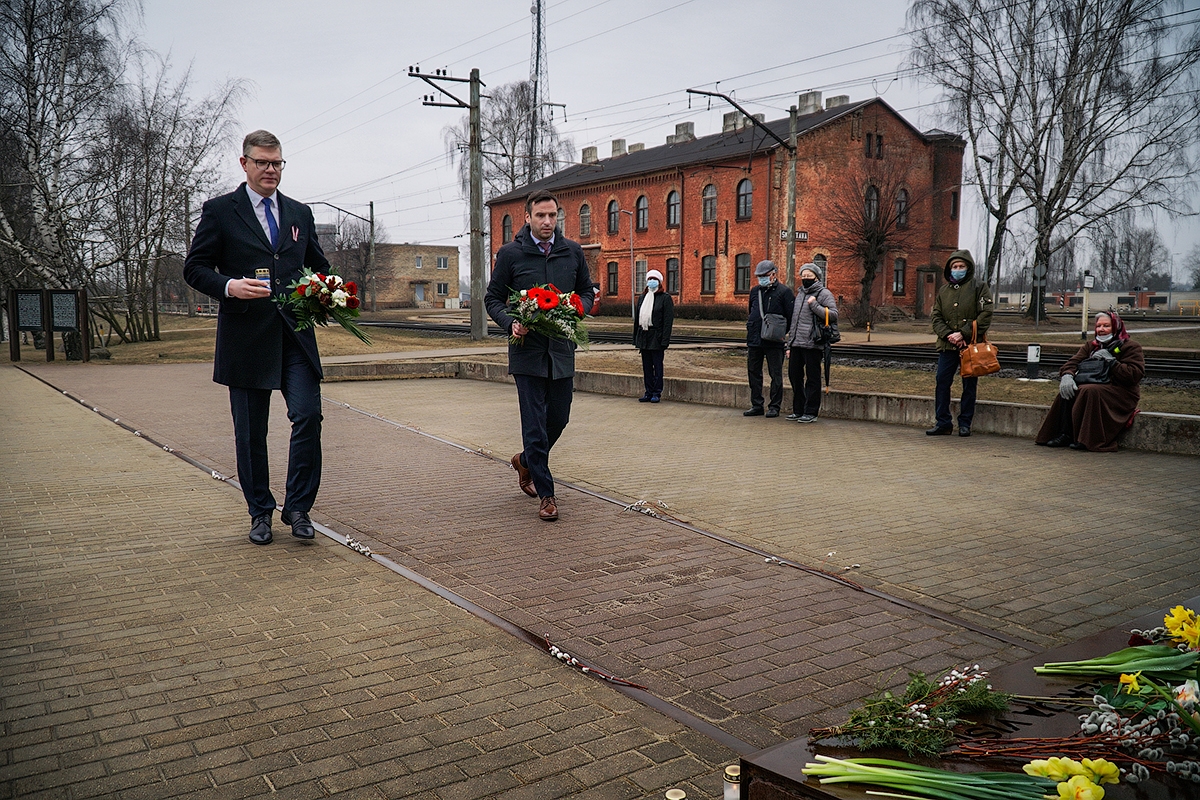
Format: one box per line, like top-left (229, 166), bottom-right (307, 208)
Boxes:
top-left (959, 320), bottom-right (1001, 378)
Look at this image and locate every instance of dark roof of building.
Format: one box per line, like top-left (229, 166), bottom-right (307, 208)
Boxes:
top-left (487, 97), bottom-right (952, 206)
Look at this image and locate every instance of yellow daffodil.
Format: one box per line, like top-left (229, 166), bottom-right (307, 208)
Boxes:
top-left (1081, 758), bottom-right (1120, 785)
top-left (1119, 671), bottom-right (1143, 694)
top-left (1165, 605), bottom-right (1196, 635)
top-left (1024, 756), bottom-right (1087, 782)
top-left (1179, 621), bottom-right (1200, 650)
top-left (1177, 679), bottom-right (1200, 707)
top-left (1057, 775), bottom-right (1105, 800)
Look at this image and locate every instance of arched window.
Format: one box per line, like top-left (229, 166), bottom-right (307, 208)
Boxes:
top-left (607, 200), bottom-right (620, 233)
top-left (635, 195), bottom-right (648, 231)
top-left (666, 191), bottom-right (680, 227)
top-left (502, 214), bottom-right (513, 243)
top-left (864, 186), bottom-right (880, 223)
top-left (666, 257), bottom-right (679, 293)
top-left (814, 253), bottom-right (827, 273)
top-left (578, 204), bottom-right (591, 237)
top-left (702, 184), bottom-right (717, 223)
top-left (895, 189), bottom-right (909, 227)
top-left (736, 179), bottom-right (753, 219)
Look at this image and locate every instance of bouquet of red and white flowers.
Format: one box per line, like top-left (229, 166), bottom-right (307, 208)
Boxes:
top-left (277, 270), bottom-right (372, 345)
top-left (507, 283), bottom-right (589, 348)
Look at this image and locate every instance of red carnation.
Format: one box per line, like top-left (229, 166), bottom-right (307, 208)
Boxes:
top-left (568, 293), bottom-right (584, 317)
top-left (346, 296), bottom-right (360, 309)
top-left (298, 283), bottom-right (308, 296)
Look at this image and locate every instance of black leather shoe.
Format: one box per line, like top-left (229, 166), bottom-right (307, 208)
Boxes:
top-left (638, 394), bottom-right (652, 402)
top-left (958, 426), bottom-right (971, 437)
top-left (1068, 441), bottom-right (1088, 451)
top-left (281, 509), bottom-right (315, 540)
top-left (765, 408), bottom-right (779, 418)
top-left (1045, 434), bottom-right (1072, 448)
top-left (925, 426), bottom-right (953, 436)
top-left (248, 513), bottom-right (273, 545)
top-left (743, 407), bottom-right (764, 417)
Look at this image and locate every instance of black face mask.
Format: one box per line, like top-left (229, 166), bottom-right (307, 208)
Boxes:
top-left (801, 278), bottom-right (816, 289)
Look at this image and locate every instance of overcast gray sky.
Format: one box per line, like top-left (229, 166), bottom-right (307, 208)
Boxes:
top-left (140, 0), bottom-right (1200, 278)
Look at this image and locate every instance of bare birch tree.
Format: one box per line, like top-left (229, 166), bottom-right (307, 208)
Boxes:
top-left (908, 0), bottom-right (1200, 318)
top-left (443, 80), bottom-right (573, 203)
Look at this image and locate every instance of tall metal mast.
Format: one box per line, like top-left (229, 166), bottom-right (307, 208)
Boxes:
top-left (528, 0), bottom-right (550, 185)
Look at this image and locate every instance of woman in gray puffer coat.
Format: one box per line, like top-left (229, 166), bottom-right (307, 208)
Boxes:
top-left (784, 263), bottom-right (838, 422)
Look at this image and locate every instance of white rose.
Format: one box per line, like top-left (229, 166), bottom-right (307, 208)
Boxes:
top-left (331, 289), bottom-right (348, 307)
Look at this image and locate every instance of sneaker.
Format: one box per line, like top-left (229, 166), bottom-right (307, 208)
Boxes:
top-left (785, 413), bottom-right (801, 421)
top-left (798, 414), bottom-right (817, 423)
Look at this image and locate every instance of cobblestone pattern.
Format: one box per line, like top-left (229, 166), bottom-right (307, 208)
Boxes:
top-left (322, 375), bottom-right (1200, 648)
top-left (1, 367), bottom-right (735, 799)
top-left (17, 364), bottom-right (1030, 756)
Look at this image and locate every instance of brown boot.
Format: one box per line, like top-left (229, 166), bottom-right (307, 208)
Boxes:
top-left (538, 496), bottom-right (558, 521)
top-left (511, 453), bottom-right (537, 497)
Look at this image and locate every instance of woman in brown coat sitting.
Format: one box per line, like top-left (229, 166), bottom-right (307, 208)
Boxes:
top-left (1035, 310), bottom-right (1145, 452)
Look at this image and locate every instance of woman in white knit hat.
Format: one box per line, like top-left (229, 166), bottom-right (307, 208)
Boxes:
top-left (632, 269), bottom-right (674, 402)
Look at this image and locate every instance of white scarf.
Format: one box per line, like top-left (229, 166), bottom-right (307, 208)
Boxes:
top-left (638, 291), bottom-right (656, 329)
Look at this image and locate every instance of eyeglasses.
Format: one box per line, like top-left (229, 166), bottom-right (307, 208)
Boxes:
top-left (245, 157), bottom-right (286, 171)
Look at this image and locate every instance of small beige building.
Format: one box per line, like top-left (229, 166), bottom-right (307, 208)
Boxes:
top-left (331, 243), bottom-right (461, 309)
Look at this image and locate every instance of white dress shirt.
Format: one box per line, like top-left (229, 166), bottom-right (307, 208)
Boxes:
top-left (224, 185), bottom-right (280, 297)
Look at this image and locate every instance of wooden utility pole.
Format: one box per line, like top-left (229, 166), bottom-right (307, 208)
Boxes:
top-left (411, 66), bottom-right (487, 340)
top-left (786, 105), bottom-right (798, 286)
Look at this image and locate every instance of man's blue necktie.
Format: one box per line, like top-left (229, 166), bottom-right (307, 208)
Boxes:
top-left (262, 197), bottom-right (279, 249)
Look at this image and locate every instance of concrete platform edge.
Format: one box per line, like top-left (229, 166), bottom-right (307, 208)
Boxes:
top-left (323, 360), bottom-right (1200, 457)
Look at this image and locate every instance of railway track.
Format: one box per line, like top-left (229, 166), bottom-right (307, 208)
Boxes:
top-left (359, 321), bottom-right (1200, 381)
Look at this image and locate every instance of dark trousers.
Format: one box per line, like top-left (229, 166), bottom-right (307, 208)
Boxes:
top-left (934, 349), bottom-right (978, 429)
top-left (640, 348), bottom-right (665, 397)
top-left (789, 346), bottom-right (824, 416)
top-left (513, 373), bottom-right (574, 499)
top-left (228, 332), bottom-right (322, 518)
top-left (747, 345), bottom-right (785, 412)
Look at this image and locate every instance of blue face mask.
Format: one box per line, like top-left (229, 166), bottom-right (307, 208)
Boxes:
top-left (758, 275), bottom-right (771, 287)
top-left (646, 279), bottom-right (659, 290)
top-left (950, 268), bottom-right (968, 282)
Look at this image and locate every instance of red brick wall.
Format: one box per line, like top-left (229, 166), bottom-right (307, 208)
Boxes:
top-left (488, 101), bottom-right (963, 318)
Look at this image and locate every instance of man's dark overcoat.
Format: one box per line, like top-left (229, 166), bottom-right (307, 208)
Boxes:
top-left (183, 184), bottom-right (328, 388)
top-left (485, 224), bottom-right (594, 378)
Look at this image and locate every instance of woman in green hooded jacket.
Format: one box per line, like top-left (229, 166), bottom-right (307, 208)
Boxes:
top-left (927, 249), bottom-right (993, 437)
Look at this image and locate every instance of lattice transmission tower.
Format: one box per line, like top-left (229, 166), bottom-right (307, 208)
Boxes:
top-left (527, 0), bottom-right (551, 184)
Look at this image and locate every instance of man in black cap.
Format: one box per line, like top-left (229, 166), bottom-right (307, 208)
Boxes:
top-left (744, 260), bottom-right (794, 418)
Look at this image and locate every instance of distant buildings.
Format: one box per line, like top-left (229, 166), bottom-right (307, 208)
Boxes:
top-left (487, 94), bottom-right (964, 317)
top-left (327, 243), bottom-right (461, 309)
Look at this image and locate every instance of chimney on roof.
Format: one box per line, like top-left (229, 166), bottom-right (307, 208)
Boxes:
top-left (825, 95), bottom-right (850, 109)
top-left (798, 90), bottom-right (823, 115)
top-left (611, 139), bottom-right (626, 157)
top-left (751, 113), bottom-right (765, 125)
top-left (723, 111), bottom-right (739, 133)
top-left (582, 146), bottom-right (598, 164)
top-left (628, 142), bottom-right (644, 153)
top-left (674, 121), bottom-right (695, 142)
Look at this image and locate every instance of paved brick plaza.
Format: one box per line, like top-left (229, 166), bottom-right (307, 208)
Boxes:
top-left (3, 362), bottom-right (1197, 798)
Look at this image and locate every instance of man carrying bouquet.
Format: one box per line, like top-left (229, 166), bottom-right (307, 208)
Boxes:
top-left (485, 190), bottom-right (594, 521)
top-left (183, 130), bottom-right (329, 545)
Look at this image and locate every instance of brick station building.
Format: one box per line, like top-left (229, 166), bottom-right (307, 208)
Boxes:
top-left (487, 93), bottom-right (965, 318)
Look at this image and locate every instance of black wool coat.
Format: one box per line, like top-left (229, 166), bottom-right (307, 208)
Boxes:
top-left (746, 282), bottom-right (795, 349)
top-left (183, 184), bottom-right (329, 390)
top-left (633, 291), bottom-right (674, 351)
top-left (485, 225), bottom-right (594, 379)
